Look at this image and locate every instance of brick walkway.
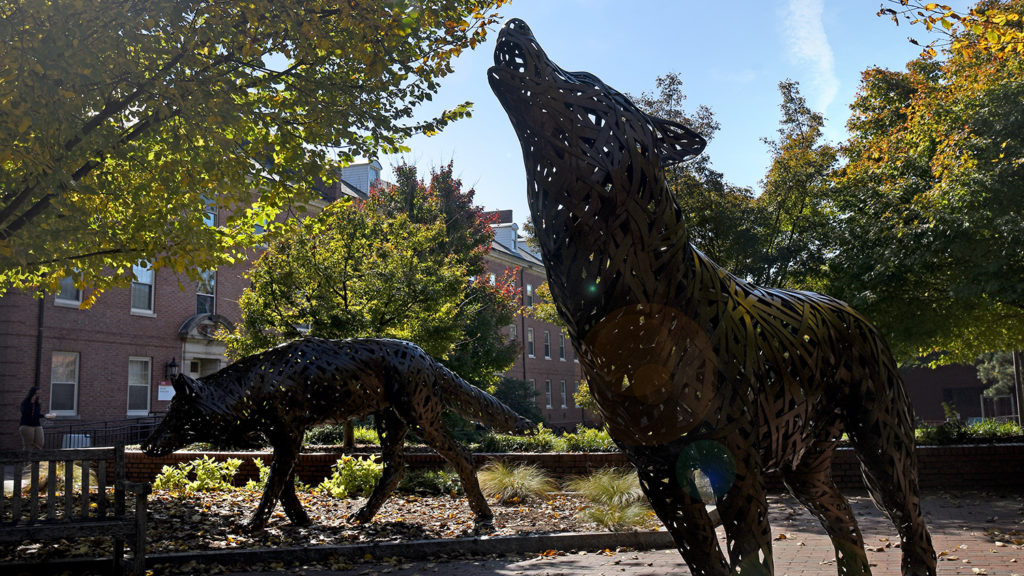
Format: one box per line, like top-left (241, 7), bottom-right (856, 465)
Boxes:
top-left (213, 491), bottom-right (1022, 576)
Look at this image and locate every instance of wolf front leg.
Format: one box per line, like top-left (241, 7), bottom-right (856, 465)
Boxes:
top-left (630, 447), bottom-right (733, 576)
top-left (248, 432), bottom-right (308, 531)
top-left (350, 410), bottom-right (409, 523)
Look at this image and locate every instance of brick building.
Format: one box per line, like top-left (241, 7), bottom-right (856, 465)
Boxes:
top-left (0, 217), bottom-right (251, 450)
top-left (0, 175), bottom-right (596, 448)
top-left (485, 210), bottom-right (593, 431)
top-left (0, 161), bottom-right (382, 450)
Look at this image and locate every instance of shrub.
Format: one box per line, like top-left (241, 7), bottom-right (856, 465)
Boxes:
top-left (567, 468), bottom-right (645, 506)
top-left (317, 456), bottom-right (383, 499)
top-left (304, 424), bottom-right (380, 446)
top-left (476, 425), bottom-right (560, 452)
top-left (567, 468), bottom-right (651, 530)
top-left (562, 426), bottom-right (616, 452)
top-left (477, 461), bottom-right (554, 504)
top-left (398, 468), bottom-right (464, 496)
top-left (915, 419), bottom-right (1023, 445)
top-left (243, 458), bottom-right (271, 491)
top-left (153, 456), bottom-right (241, 494)
top-left (577, 500), bottom-right (652, 530)
top-left (240, 457), bottom-right (309, 492)
top-left (353, 426), bottom-right (381, 445)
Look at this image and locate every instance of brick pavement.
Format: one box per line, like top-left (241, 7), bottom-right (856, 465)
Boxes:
top-left (191, 491), bottom-right (1024, 576)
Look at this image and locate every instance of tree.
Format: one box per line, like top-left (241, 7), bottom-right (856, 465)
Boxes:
top-left (879, 0), bottom-right (1024, 58)
top-left (755, 80), bottom-right (838, 290)
top-left (372, 163), bottom-right (520, 386)
top-left (226, 163), bottom-right (519, 388)
top-left (977, 352), bottom-right (1016, 396)
top-left (0, 0), bottom-right (509, 300)
top-left (631, 73), bottom-right (765, 279)
top-left (225, 199), bottom-right (470, 359)
top-left (492, 378), bottom-right (543, 424)
top-left (827, 22), bottom-right (1024, 363)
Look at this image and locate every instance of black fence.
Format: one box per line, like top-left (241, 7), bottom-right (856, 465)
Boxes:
top-left (43, 415), bottom-right (165, 449)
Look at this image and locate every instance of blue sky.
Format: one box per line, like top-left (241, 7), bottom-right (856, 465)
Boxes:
top-left (377, 0), bottom-right (969, 227)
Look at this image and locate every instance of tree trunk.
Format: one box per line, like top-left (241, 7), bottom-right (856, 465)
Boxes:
top-left (343, 419), bottom-right (355, 449)
top-left (1014, 350), bottom-right (1023, 428)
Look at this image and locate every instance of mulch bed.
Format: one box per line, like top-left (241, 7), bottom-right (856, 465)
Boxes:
top-left (1, 488), bottom-right (663, 565)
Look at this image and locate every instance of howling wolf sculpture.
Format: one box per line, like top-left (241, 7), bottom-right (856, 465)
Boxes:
top-left (489, 18), bottom-right (935, 576)
top-left (143, 337), bottom-right (533, 532)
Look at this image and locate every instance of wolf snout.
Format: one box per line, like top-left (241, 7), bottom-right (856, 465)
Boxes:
top-left (517, 419), bottom-right (538, 435)
top-left (492, 18), bottom-right (542, 73)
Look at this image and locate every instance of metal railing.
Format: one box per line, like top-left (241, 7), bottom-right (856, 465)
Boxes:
top-left (42, 415), bottom-right (165, 449)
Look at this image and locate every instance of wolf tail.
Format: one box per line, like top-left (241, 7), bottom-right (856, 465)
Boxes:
top-left (434, 364), bottom-right (534, 434)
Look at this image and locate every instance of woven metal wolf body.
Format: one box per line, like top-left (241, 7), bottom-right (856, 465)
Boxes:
top-left (143, 337), bottom-right (533, 532)
top-left (489, 19), bottom-right (935, 576)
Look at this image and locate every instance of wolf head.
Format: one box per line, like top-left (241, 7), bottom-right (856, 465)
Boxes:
top-left (142, 374), bottom-right (204, 456)
top-left (488, 19), bottom-right (705, 257)
top-left (142, 373), bottom-right (263, 456)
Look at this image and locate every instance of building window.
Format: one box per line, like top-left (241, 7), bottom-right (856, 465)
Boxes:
top-left (545, 380), bottom-right (552, 409)
top-left (489, 273), bottom-right (496, 285)
top-left (131, 264), bottom-right (154, 313)
top-left (560, 380), bottom-right (567, 408)
top-left (526, 284), bottom-right (533, 306)
top-left (544, 330), bottom-right (551, 359)
top-left (202, 198), bottom-right (218, 227)
top-left (127, 357), bottom-right (151, 416)
top-left (509, 324), bottom-right (517, 342)
top-left (55, 276), bottom-right (82, 306)
top-left (559, 334), bottom-right (566, 361)
top-left (197, 269), bottom-right (216, 315)
top-left (50, 351), bottom-right (79, 415)
top-left (527, 328), bottom-right (535, 357)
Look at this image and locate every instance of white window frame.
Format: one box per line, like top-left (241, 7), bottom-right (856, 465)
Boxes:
top-left (560, 380), bottom-right (567, 408)
top-left (197, 269), bottom-right (216, 315)
top-left (526, 284), bottom-right (533, 306)
top-left (559, 334), bottom-right (566, 361)
top-left (49, 351), bottom-right (79, 416)
top-left (202, 198), bottom-right (218, 227)
top-left (509, 324), bottom-right (517, 342)
top-left (127, 357), bottom-right (151, 416)
top-left (527, 328), bottom-right (535, 357)
top-left (54, 276), bottom-right (82, 307)
top-left (543, 330), bottom-right (551, 359)
top-left (130, 264), bottom-right (155, 315)
top-left (545, 380), bottom-right (552, 409)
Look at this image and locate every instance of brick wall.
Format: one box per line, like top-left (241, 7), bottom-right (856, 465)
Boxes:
top-left (125, 444), bottom-right (1024, 491)
top-left (487, 257), bottom-right (593, 431)
top-left (0, 230), bottom-right (252, 450)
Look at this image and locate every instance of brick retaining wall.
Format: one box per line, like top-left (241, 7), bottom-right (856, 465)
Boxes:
top-left (124, 444), bottom-right (1024, 491)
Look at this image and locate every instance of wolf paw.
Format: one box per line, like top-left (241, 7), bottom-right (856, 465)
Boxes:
top-left (472, 516), bottom-right (496, 534)
top-left (348, 508), bottom-right (374, 524)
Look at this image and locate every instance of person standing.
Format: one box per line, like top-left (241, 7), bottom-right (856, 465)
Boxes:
top-left (19, 386), bottom-right (46, 451)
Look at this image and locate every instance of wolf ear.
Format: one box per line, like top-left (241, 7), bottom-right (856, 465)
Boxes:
top-left (171, 374), bottom-right (198, 399)
top-left (651, 116), bottom-right (706, 168)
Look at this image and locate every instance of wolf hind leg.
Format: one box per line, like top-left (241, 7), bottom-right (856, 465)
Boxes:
top-left (782, 441), bottom-right (871, 576)
top-left (416, 419), bottom-right (493, 530)
top-left (350, 410), bottom-right (409, 523)
top-left (848, 375), bottom-right (936, 576)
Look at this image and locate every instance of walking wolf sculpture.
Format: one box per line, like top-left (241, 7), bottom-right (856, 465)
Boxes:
top-left (143, 337), bottom-right (534, 532)
top-left (489, 19), bottom-right (935, 576)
